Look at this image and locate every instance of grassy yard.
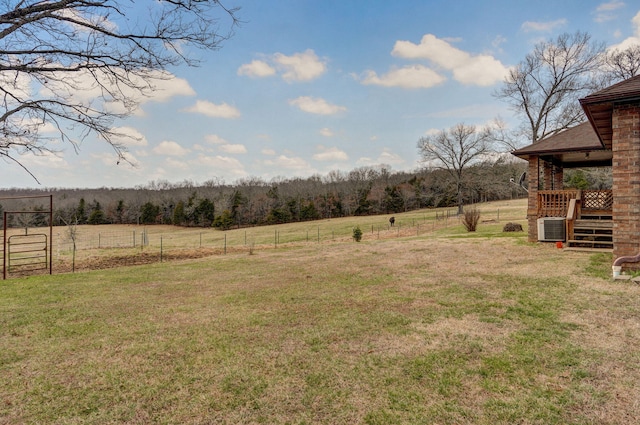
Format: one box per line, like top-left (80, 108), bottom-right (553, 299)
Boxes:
top-left (1, 201), bottom-right (638, 424)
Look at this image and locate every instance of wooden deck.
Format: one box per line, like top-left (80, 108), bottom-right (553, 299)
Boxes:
top-left (538, 190), bottom-right (613, 252)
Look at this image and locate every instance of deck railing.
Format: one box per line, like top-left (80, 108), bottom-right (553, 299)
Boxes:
top-left (537, 189), bottom-right (612, 218)
top-left (538, 189), bottom-right (613, 243)
top-left (581, 189), bottom-right (613, 213)
top-left (537, 190), bottom-right (580, 218)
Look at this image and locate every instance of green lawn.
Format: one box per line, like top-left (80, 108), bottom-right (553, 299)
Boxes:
top-left (1, 202), bottom-right (638, 424)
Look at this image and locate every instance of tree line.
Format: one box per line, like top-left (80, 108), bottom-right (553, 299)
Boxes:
top-left (0, 158), bottom-right (529, 230)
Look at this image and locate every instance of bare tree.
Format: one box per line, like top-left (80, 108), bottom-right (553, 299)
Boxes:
top-left (417, 123), bottom-right (494, 214)
top-left (495, 32), bottom-right (606, 146)
top-left (605, 44), bottom-right (640, 81)
top-left (0, 0), bottom-right (240, 182)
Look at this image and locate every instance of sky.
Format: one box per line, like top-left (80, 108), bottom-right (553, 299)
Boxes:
top-left (3, 0), bottom-right (640, 189)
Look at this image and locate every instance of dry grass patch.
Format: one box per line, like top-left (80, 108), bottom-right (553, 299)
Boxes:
top-left (2, 207), bottom-right (640, 424)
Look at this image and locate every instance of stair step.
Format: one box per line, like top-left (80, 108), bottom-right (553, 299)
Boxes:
top-left (567, 239), bottom-right (613, 248)
top-left (580, 215), bottom-right (612, 220)
top-left (563, 246), bottom-right (613, 253)
top-left (574, 220), bottom-right (613, 228)
top-left (573, 231), bottom-right (612, 237)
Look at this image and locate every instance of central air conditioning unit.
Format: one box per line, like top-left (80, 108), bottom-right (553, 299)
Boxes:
top-left (537, 217), bottom-right (566, 242)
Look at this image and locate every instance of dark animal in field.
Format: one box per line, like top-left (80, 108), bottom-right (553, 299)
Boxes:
top-left (502, 222), bottom-right (523, 232)
top-left (389, 217), bottom-right (395, 227)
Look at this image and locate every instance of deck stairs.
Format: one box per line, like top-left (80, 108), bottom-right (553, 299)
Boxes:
top-left (565, 212), bottom-right (613, 252)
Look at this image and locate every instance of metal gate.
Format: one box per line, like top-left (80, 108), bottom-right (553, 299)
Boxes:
top-left (7, 233), bottom-right (48, 273)
top-left (2, 194), bottom-right (53, 279)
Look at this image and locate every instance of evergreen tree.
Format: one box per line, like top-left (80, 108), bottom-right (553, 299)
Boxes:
top-left (88, 202), bottom-right (106, 225)
top-left (195, 198), bottom-right (215, 227)
top-left (300, 201), bottom-right (320, 221)
top-left (115, 200), bottom-right (125, 224)
top-left (213, 209), bottom-right (234, 230)
top-left (140, 202), bottom-right (160, 224)
top-left (382, 185), bottom-right (405, 213)
top-left (75, 198), bottom-right (88, 224)
top-left (173, 200), bottom-right (186, 226)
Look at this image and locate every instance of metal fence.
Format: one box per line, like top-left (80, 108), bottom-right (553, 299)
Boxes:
top-left (2, 207), bottom-right (518, 277)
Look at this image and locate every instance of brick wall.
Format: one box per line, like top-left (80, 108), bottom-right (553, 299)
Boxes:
top-left (553, 165), bottom-right (563, 190)
top-left (527, 157), bottom-right (539, 242)
top-left (612, 103), bottom-right (640, 259)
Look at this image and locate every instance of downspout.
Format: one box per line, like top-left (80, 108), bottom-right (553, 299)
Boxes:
top-left (612, 253), bottom-right (640, 278)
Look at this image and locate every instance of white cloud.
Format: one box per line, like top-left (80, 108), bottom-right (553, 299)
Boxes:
top-left (142, 73), bottom-right (196, 102)
top-left (423, 128), bottom-right (442, 137)
top-left (593, 1), bottom-right (625, 23)
top-left (237, 60), bottom-right (276, 78)
top-left (192, 154), bottom-right (247, 175)
top-left (313, 146), bottom-right (348, 161)
top-left (203, 134), bottom-right (246, 154)
top-left (263, 155), bottom-right (311, 171)
top-left (55, 8), bottom-right (118, 33)
top-left (165, 157), bottom-right (189, 170)
top-left (357, 148), bottom-right (405, 166)
top-left (608, 11), bottom-right (640, 51)
top-left (90, 151), bottom-right (140, 167)
top-left (110, 126), bottom-right (148, 147)
top-left (183, 100), bottom-right (241, 119)
top-left (262, 148), bottom-right (276, 156)
top-left (360, 65), bottom-right (446, 89)
top-left (289, 96), bottom-right (346, 115)
top-left (205, 134), bottom-right (229, 145)
top-left (20, 151), bottom-right (69, 170)
top-left (521, 19), bottom-right (567, 32)
top-left (0, 70), bottom-right (31, 99)
top-left (240, 50), bottom-right (327, 82)
top-left (39, 69), bottom-right (194, 113)
top-left (219, 144), bottom-right (247, 154)
top-left (153, 140), bottom-right (189, 156)
top-left (273, 49), bottom-right (327, 82)
top-left (377, 148), bottom-right (405, 165)
top-left (390, 34), bottom-right (509, 86)
top-left (319, 127), bottom-right (334, 137)
top-left (492, 35), bottom-right (507, 52)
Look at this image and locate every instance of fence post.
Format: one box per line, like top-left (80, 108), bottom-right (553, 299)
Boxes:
top-left (224, 234), bottom-right (227, 254)
top-left (160, 236), bottom-right (163, 262)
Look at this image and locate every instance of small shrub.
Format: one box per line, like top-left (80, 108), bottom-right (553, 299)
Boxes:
top-left (352, 226), bottom-right (363, 242)
top-left (462, 207), bottom-right (480, 232)
top-left (503, 222), bottom-right (524, 232)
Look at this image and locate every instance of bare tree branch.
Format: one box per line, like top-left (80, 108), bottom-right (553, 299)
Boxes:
top-left (604, 44), bottom-right (640, 82)
top-left (494, 31), bottom-right (606, 145)
top-left (0, 0), bottom-right (240, 181)
top-left (417, 123), bottom-right (495, 214)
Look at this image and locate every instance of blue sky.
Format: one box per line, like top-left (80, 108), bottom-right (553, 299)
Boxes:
top-left (4, 0), bottom-right (640, 189)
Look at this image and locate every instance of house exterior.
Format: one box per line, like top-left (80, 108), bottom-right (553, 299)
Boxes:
top-left (512, 74), bottom-right (640, 261)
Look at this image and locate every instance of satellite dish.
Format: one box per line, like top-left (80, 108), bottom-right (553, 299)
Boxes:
top-left (518, 171), bottom-right (528, 192)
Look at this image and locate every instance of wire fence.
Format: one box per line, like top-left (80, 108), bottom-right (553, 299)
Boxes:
top-left (52, 212), bottom-right (469, 253)
top-left (2, 207), bottom-right (519, 276)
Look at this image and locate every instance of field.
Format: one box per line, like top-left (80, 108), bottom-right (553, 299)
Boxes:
top-left (1, 200), bottom-right (639, 424)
